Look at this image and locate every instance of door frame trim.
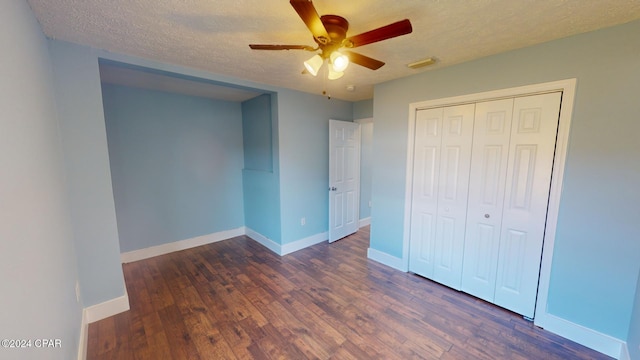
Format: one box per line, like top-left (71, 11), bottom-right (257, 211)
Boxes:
top-left (402, 79), bottom-right (577, 326)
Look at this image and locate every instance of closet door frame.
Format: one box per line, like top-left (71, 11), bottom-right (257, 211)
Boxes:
top-left (402, 78), bottom-right (576, 327)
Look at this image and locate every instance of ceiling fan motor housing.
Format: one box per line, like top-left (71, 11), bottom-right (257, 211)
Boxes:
top-left (317, 15), bottom-right (350, 56)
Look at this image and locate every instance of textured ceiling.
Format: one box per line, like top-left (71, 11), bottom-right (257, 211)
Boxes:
top-left (28, 0), bottom-right (640, 101)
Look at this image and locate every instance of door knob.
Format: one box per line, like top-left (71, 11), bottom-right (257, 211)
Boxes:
top-left (484, 214), bottom-right (490, 218)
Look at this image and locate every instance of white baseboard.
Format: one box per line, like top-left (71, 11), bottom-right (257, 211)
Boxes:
top-left (281, 232), bottom-right (327, 255)
top-left (121, 227), bottom-right (245, 263)
top-left (534, 313), bottom-right (626, 359)
top-left (620, 343), bottom-right (630, 360)
top-left (367, 248), bottom-right (408, 272)
top-left (359, 217), bottom-right (371, 227)
top-left (77, 293), bottom-right (129, 358)
top-left (245, 227), bottom-right (281, 254)
top-left (85, 292), bottom-right (130, 324)
top-left (121, 226), bottom-right (357, 261)
top-left (245, 228), bottom-right (328, 256)
top-left (77, 308), bottom-right (88, 360)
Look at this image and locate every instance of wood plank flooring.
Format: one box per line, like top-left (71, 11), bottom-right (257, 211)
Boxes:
top-left (87, 227), bottom-right (612, 359)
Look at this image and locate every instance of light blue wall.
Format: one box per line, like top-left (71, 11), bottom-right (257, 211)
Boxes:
top-left (371, 20), bottom-right (640, 340)
top-left (48, 40), bottom-right (127, 307)
top-left (0, 1), bottom-right (82, 359)
top-left (353, 98), bottom-right (373, 119)
top-left (358, 121), bottom-right (373, 220)
top-left (277, 90), bottom-right (353, 244)
top-left (629, 269), bottom-right (640, 359)
top-left (102, 84), bottom-right (245, 252)
top-left (354, 99), bottom-right (374, 221)
top-left (91, 43), bottom-right (355, 247)
top-left (242, 94), bottom-right (274, 172)
top-left (43, 40), bottom-right (356, 251)
top-left (242, 94), bottom-right (282, 242)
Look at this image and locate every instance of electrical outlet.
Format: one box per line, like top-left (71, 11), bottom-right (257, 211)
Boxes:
top-left (368, 201), bottom-right (372, 208)
top-left (301, 217), bottom-right (306, 226)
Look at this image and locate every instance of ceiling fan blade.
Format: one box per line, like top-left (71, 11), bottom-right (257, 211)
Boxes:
top-left (345, 51), bottom-right (385, 70)
top-left (345, 19), bottom-right (412, 48)
top-left (290, 0), bottom-right (330, 44)
top-left (249, 44), bottom-right (315, 51)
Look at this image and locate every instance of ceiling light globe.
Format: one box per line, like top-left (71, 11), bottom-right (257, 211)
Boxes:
top-left (304, 54), bottom-right (323, 76)
top-left (328, 67), bottom-right (344, 80)
top-left (330, 51), bottom-right (349, 72)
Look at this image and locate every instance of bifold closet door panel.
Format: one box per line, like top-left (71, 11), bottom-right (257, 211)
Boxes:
top-left (461, 98), bottom-right (514, 303)
top-left (432, 104), bottom-right (475, 289)
top-left (409, 104), bottom-right (474, 289)
top-left (493, 92), bottom-right (562, 318)
top-left (409, 107), bottom-right (443, 279)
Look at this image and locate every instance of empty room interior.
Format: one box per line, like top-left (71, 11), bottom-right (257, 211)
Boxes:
top-left (1, 1), bottom-right (640, 359)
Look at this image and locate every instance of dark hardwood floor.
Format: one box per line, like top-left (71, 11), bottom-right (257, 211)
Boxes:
top-left (87, 227), bottom-right (611, 359)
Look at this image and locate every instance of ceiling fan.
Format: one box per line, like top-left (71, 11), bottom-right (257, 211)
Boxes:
top-left (249, 0), bottom-right (412, 79)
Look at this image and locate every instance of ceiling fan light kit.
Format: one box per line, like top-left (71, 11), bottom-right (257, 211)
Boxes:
top-left (249, 0), bottom-right (413, 83)
top-left (304, 51), bottom-right (349, 78)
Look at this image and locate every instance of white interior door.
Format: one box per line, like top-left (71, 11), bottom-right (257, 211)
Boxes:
top-left (329, 120), bottom-right (360, 242)
top-left (461, 98), bottom-right (515, 303)
top-left (493, 92), bottom-right (562, 318)
top-left (409, 104), bottom-right (475, 289)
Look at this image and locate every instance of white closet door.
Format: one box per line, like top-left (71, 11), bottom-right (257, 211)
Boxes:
top-left (493, 92), bottom-right (561, 318)
top-left (461, 99), bottom-right (514, 303)
top-left (409, 108), bottom-right (443, 279)
top-left (432, 104), bottom-right (475, 289)
top-left (409, 104), bottom-right (474, 289)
